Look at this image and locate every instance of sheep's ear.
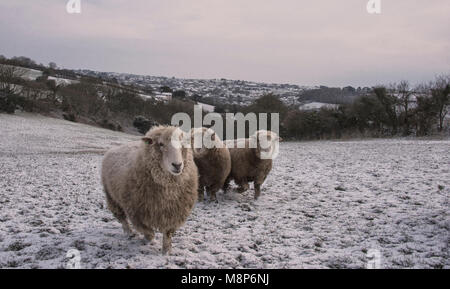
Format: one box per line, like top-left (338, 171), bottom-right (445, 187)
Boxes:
top-left (142, 137), bottom-right (153, 145)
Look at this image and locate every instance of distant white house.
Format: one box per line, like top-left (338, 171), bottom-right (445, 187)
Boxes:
top-left (299, 102), bottom-right (339, 111)
top-left (197, 102), bottom-right (215, 112)
top-left (155, 92), bottom-right (172, 101)
top-left (47, 76), bottom-right (78, 86)
top-left (139, 92), bottom-right (172, 102)
top-left (139, 93), bottom-right (153, 100)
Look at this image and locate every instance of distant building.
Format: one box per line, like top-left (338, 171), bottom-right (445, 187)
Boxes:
top-left (154, 92), bottom-right (172, 102)
top-left (299, 102), bottom-right (339, 111)
top-left (139, 92), bottom-right (172, 102)
top-left (197, 102), bottom-right (215, 112)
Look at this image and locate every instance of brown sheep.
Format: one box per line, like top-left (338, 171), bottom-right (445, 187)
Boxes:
top-left (224, 130), bottom-right (281, 199)
top-left (101, 125), bottom-right (198, 254)
top-left (191, 127), bottom-right (231, 202)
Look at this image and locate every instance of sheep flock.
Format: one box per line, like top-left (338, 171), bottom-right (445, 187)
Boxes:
top-left (101, 125), bottom-right (280, 254)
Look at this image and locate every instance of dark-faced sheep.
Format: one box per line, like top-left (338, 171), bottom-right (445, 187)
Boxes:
top-left (224, 130), bottom-right (281, 199)
top-left (101, 125), bottom-right (198, 254)
top-left (191, 127), bottom-right (231, 202)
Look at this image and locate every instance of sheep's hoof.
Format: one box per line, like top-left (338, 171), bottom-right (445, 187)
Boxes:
top-left (122, 226), bottom-right (135, 239)
top-left (162, 247), bottom-right (172, 255)
top-left (144, 233), bottom-right (155, 242)
top-left (209, 194), bottom-right (218, 203)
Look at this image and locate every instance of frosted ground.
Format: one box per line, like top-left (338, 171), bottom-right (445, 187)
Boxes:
top-left (0, 113), bottom-right (448, 269)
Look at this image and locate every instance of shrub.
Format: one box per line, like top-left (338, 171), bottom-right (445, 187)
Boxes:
top-left (62, 112), bottom-right (76, 122)
top-left (99, 119), bottom-right (118, 131)
top-left (133, 115), bottom-right (158, 134)
top-left (0, 92), bottom-right (31, 114)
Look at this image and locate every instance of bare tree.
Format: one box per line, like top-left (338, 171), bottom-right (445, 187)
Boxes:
top-left (48, 62), bottom-right (58, 70)
top-left (46, 79), bottom-right (62, 104)
top-left (0, 65), bottom-right (27, 94)
top-left (373, 86), bottom-right (398, 135)
top-left (396, 81), bottom-right (414, 135)
top-left (431, 75), bottom-right (450, 132)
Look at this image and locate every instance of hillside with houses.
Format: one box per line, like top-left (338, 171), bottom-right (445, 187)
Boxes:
top-left (1, 55), bottom-right (449, 139)
top-left (76, 69), bottom-right (369, 108)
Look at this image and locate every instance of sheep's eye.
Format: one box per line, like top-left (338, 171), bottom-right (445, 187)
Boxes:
top-left (159, 143), bottom-right (164, 147)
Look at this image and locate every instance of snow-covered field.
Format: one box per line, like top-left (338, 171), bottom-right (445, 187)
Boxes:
top-left (0, 113), bottom-right (448, 269)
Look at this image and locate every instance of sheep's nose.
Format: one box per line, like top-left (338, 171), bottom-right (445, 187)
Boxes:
top-left (172, 162), bottom-right (182, 171)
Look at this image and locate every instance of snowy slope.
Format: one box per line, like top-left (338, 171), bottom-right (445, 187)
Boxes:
top-left (0, 113), bottom-right (448, 268)
top-left (21, 67), bottom-right (43, 81)
top-left (0, 64), bottom-right (78, 85)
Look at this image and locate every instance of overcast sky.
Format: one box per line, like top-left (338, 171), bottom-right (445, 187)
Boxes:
top-left (0, 0), bottom-right (449, 87)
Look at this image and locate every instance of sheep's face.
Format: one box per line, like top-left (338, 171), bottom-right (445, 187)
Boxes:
top-left (190, 127), bottom-right (223, 156)
top-left (251, 130), bottom-right (282, 160)
top-left (143, 127), bottom-right (187, 176)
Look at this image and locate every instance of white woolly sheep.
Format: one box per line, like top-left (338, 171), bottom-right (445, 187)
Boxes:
top-left (191, 127), bottom-right (231, 202)
top-left (223, 130), bottom-right (281, 199)
top-left (101, 125), bottom-right (198, 254)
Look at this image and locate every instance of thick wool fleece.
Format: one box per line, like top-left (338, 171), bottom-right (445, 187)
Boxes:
top-left (192, 137), bottom-right (231, 201)
top-left (224, 137), bottom-right (273, 199)
top-left (101, 126), bottom-right (198, 248)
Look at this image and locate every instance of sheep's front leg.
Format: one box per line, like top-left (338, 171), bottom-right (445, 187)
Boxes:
top-left (254, 183), bottom-right (261, 199)
top-left (121, 221), bottom-right (133, 236)
top-left (222, 176), bottom-right (231, 193)
top-left (207, 185), bottom-right (220, 203)
top-left (162, 229), bottom-right (174, 255)
top-left (144, 229), bottom-right (155, 242)
top-left (234, 177), bottom-right (249, 193)
top-left (198, 186), bottom-right (205, 202)
top-left (237, 182), bottom-right (249, 193)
